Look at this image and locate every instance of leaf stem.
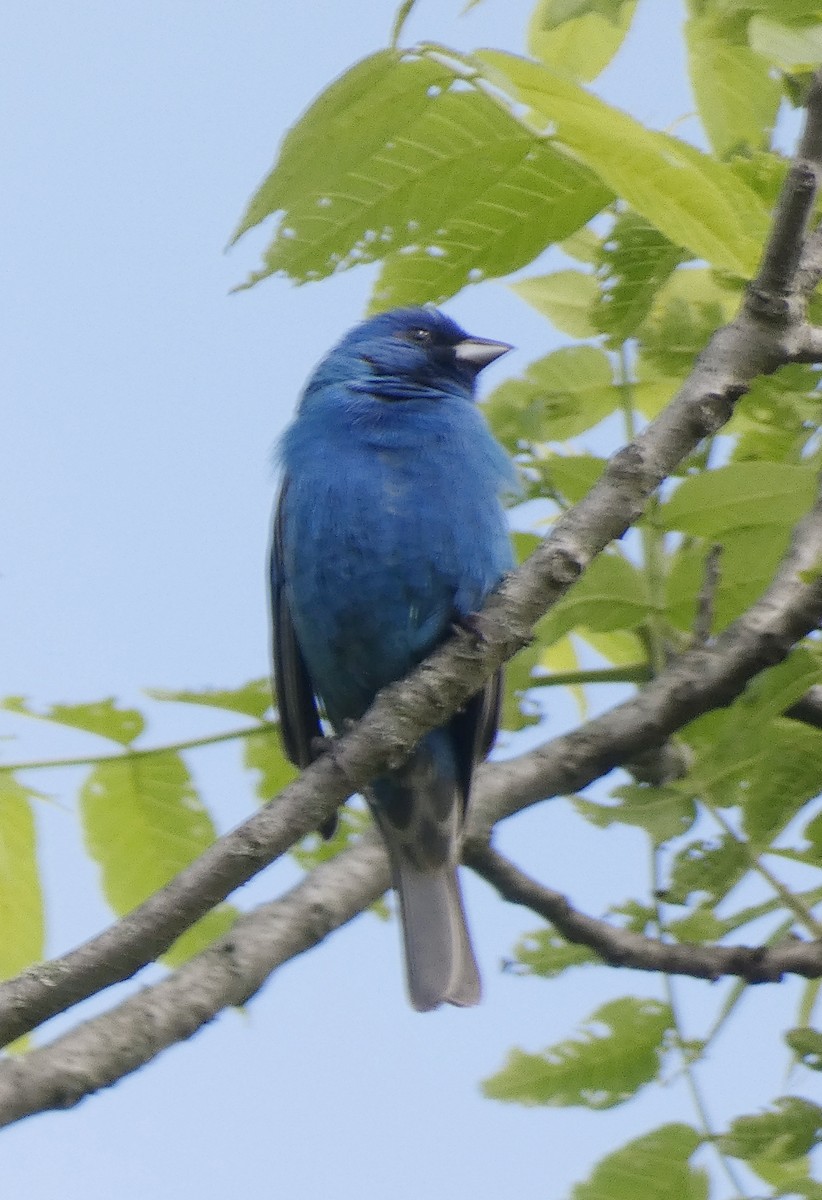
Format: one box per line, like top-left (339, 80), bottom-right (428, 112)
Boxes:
top-left (0, 723), bottom-right (278, 775)
top-left (390, 0), bottom-right (419, 47)
top-left (651, 850), bottom-right (751, 1198)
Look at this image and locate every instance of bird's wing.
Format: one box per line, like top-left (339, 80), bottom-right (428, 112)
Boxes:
top-left (449, 669), bottom-right (504, 815)
top-left (270, 479), bottom-right (323, 768)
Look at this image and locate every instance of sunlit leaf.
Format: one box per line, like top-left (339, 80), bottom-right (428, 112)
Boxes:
top-left (570, 1124), bottom-right (708, 1200)
top-left (0, 775), bottom-right (44, 979)
top-left (148, 680), bottom-right (272, 720)
top-left (1, 696), bottom-right (144, 746)
top-left (528, 0), bottom-right (638, 81)
top-left (686, 14), bottom-right (780, 157)
top-left (485, 346), bottom-right (617, 447)
top-left (244, 727), bottom-right (299, 802)
top-left (575, 783), bottom-right (697, 845)
top-left (80, 752), bottom-right (237, 963)
top-left (511, 270), bottom-right (599, 338)
top-left (718, 1096), bottom-right (822, 1162)
top-left (483, 997), bottom-right (673, 1108)
top-left (514, 928), bottom-right (601, 977)
top-left (475, 50), bottom-right (769, 276)
top-left (659, 462), bottom-right (816, 537)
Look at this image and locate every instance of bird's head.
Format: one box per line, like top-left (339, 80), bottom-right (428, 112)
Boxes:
top-left (309, 307), bottom-right (513, 402)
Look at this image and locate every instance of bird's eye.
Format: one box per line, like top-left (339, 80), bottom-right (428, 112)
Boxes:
top-left (408, 327), bottom-right (432, 344)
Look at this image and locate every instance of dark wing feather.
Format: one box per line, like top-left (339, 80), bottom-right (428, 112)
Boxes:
top-left (449, 669), bottom-right (504, 814)
top-left (270, 480), bottom-right (322, 769)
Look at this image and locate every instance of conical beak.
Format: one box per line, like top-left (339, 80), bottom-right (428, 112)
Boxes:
top-left (454, 336), bottom-right (513, 370)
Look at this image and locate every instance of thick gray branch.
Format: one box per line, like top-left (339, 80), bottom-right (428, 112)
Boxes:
top-left (0, 837), bottom-right (390, 1128)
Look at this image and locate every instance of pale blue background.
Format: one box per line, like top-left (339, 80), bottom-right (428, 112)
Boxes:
top-left (2, 2), bottom-right (814, 1196)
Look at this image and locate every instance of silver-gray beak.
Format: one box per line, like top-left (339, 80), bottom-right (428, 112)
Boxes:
top-left (454, 336), bottom-right (513, 370)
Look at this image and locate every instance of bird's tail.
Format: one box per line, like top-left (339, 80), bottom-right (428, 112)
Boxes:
top-left (393, 856), bottom-right (481, 1012)
top-left (371, 730), bottom-right (481, 1012)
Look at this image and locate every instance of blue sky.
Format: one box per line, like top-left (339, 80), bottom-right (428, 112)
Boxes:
top-left (3, 1), bottom-right (813, 1196)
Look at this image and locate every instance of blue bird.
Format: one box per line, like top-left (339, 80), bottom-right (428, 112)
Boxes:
top-left (271, 306), bottom-right (515, 1011)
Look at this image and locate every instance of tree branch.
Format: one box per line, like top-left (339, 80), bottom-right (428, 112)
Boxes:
top-left (468, 845), bottom-right (822, 983)
top-left (0, 836), bottom-right (391, 1128)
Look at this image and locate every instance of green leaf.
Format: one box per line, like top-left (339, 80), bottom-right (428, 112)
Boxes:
top-left (511, 270), bottom-right (599, 338)
top-left (483, 997), bottom-right (673, 1108)
top-left (514, 928), bottom-right (601, 977)
top-left (370, 136), bottom-right (609, 308)
top-left (718, 1096), bottom-right (822, 1162)
top-left (539, 551), bottom-right (649, 646)
top-left (574, 784), bottom-right (697, 845)
top-left (1, 696), bottom-right (144, 746)
top-left (244, 727), bottom-right (299, 801)
top-left (80, 752), bottom-right (237, 963)
top-left (485, 346), bottom-right (616, 449)
top-left (528, 0), bottom-right (638, 82)
top-left (594, 212), bottom-right (688, 344)
top-left (749, 16), bottom-right (822, 70)
top-left (786, 1027), bottom-right (822, 1071)
top-left (542, 453), bottom-right (607, 504)
top-left (148, 680), bottom-right (272, 720)
top-left (570, 1124), bottom-right (708, 1200)
top-left (742, 721), bottom-right (822, 846)
top-left (233, 50), bottom-right (609, 297)
top-left (686, 15), bottom-right (780, 157)
top-left (291, 803), bottom-right (373, 871)
top-left (500, 641), bottom-right (543, 731)
top-left (749, 1154), bottom-right (822, 1200)
top-left (666, 836), bottom-right (748, 905)
top-left (0, 776), bottom-right (44, 979)
top-left (475, 50), bottom-right (769, 276)
top-left (561, 225), bottom-right (602, 264)
top-left (665, 525), bottom-right (795, 634)
top-left (658, 462), bottom-right (817, 537)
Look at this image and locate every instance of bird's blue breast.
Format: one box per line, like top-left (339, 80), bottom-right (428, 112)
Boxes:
top-left (277, 383), bottom-right (515, 726)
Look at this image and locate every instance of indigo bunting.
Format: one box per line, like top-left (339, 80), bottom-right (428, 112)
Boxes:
top-left (271, 307), bottom-right (515, 1011)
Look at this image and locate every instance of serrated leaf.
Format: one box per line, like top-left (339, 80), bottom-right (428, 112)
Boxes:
top-left (786, 1027), bottom-right (822, 1070)
top-left (686, 15), bottom-right (780, 157)
top-left (574, 784), bottom-right (697, 845)
top-left (1, 696), bottom-right (144, 746)
top-left (244, 727), bottom-right (299, 801)
top-left (742, 721), bottom-right (822, 846)
top-left (640, 266), bottom-right (740, 375)
top-left (749, 1154), bottom-right (822, 1200)
top-left (570, 1124), bottom-right (708, 1200)
top-left (233, 50), bottom-right (610, 298)
top-left (511, 270), bottom-right (599, 338)
top-left (719, 1096), bottom-right (822, 1162)
top-left (594, 212), bottom-right (687, 343)
top-left (666, 836), bottom-right (748, 905)
top-left (528, 0), bottom-right (638, 82)
top-left (148, 680), bottom-right (272, 720)
top-left (0, 775), bottom-right (44, 979)
top-left (80, 752), bottom-right (237, 963)
top-left (370, 137), bottom-right (609, 308)
top-left (483, 997), bottom-right (673, 1108)
top-left (514, 928), bottom-right (600, 977)
top-left (485, 346), bottom-right (617, 448)
top-left (659, 463), bottom-right (816, 537)
top-left (539, 551), bottom-right (649, 646)
top-left (475, 50), bottom-right (769, 276)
